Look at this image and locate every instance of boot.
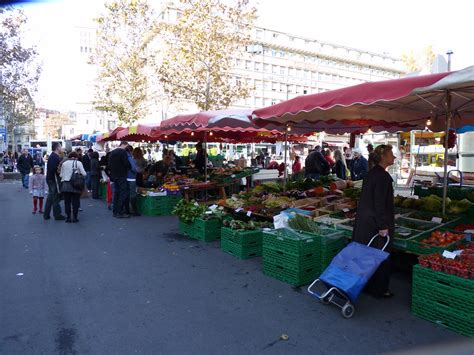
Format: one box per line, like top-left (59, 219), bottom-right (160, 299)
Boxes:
top-left (32, 197), bottom-right (38, 214)
top-left (39, 197), bottom-right (44, 213)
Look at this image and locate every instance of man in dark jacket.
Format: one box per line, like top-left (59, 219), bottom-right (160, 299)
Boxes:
top-left (304, 146), bottom-right (330, 179)
top-left (17, 149), bottom-right (34, 188)
top-left (44, 142), bottom-right (66, 220)
top-left (107, 141), bottom-right (131, 218)
top-left (82, 148), bottom-right (92, 191)
top-left (194, 142), bottom-right (206, 174)
top-left (350, 148), bottom-right (369, 181)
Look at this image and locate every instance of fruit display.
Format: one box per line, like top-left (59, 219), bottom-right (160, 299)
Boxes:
top-left (419, 230), bottom-right (464, 247)
top-left (453, 223), bottom-right (474, 232)
top-left (418, 244), bottom-right (474, 279)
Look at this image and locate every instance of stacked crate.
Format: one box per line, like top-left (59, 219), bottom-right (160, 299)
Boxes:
top-left (98, 182), bottom-right (107, 200)
top-left (262, 228), bottom-right (345, 287)
top-left (412, 264), bottom-right (474, 337)
top-left (137, 195), bottom-right (181, 216)
top-left (192, 218), bottom-right (222, 242)
top-left (220, 227), bottom-right (263, 259)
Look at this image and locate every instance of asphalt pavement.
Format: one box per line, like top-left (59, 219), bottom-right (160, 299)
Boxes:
top-left (0, 180), bottom-right (470, 354)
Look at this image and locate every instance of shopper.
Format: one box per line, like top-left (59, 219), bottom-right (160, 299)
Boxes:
top-left (133, 147), bottom-right (147, 188)
top-left (125, 145), bottom-right (139, 216)
top-left (304, 146), bottom-right (330, 179)
top-left (82, 148), bottom-right (92, 192)
top-left (44, 142), bottom-right (66, 220)
top-left (343, 146), bottom-right (353, 170)
top-left (90, 151), bottom-right (101, 199)
top-left (29, 166), bottom-right (48, 214)
top-left (352, 144), bottom-right (396, 298)
top-left (17, 149), bottom-right (34, 188)
top-left (323, 149), bottom-right (335, 169)
top-left (350, 148), bottom-right (368, 181)
top-left (60, 151), bottom-right (87, 223)
top-left (107, 141), bottom-right (131, 218)
top-left (292, 156), bottom-right (302, 175)
top-left (333, 149), bottom-right (347, 180)
top-left (33, 152), bottom-right (44, 168)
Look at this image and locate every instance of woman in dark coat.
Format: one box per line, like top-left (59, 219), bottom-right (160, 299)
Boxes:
top-left (352, 144), bottom-right (396, 298)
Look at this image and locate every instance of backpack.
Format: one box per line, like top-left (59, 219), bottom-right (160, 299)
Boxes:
top-left (70, 160), bottom-right (85, 190)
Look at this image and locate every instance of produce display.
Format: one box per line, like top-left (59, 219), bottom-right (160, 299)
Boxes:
top-left (453, 223), bottom-right (474, 232)
top-left (418, 242), bottom-right (474, 279)
top-left (222, 219), bottom-right (272, 230)
top-left (419, 230), bottom-right (465, 247)
top-left (172, 199), bottom-right (208, 223)
top-left (394, 194), bottom-right (473, 215)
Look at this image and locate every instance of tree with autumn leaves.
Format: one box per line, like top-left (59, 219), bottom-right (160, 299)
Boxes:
top-left (93, 0), bottom-right (256, 124)
top-left (157, 0), bottom-right (256, 111)
top-left (92, 0), bottom-right (156, 125)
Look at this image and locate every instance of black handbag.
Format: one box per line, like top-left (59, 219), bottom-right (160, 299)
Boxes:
top-left (70, 160), bottom-right (85, 190)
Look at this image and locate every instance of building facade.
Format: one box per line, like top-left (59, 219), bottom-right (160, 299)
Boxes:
top-left (158, 3), bottom-right (406, 115)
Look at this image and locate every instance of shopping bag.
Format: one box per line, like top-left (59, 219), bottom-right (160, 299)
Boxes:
top-left (319, 241), bottom-right (389, 302)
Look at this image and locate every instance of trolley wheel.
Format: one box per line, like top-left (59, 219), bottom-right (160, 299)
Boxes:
top-left (320, 293), bottom-right (333, 305)
top-left (341, 304), bottom-right (355, 319)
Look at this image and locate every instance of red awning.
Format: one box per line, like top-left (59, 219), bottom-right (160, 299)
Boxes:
top-left (116, 124), bottom-right (160, 142)
top-left (252, 66), bottom-right (474, 133)
top-left (97, 127), bottom-right (126, 142)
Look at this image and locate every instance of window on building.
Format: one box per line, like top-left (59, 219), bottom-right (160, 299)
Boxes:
top-left (303, 70), bottom-right (308, 78)
top-left (280, 83), bottom-right (286, 92)
top-left (280, 66), bottom-right (285, 75)
top-left (264, 98), bottom-right (271, 106)
top-left (256, 29), bottom-right (263, 39)
top-left (272, 65), bottom-right (278, 74)
top-left (271, 99), bottom-right (277, 105)
top-left (289, 68), bottom-right (295, 77)
top-left (289, 36), bottom-right (294, 42)
top-left (264, 81), bottom-right (270, 90)
top-left (295, 85), bottom-right (301, 94)
top-left (263, 64), bottom-right (270, 73)
top-left (236, 58), bottom-right (242, 67)
top-left (279, 51), bottom-right (285, 57)
top-left (255, 80), bottom-right (262, 90)
top-left (245, 60), bottom-right (251, 70)
top-left (254, 62), bottom-right (261, 71)
top-left (272, 82), bottom-right (278, 91)
top-left (271, 50), bottom-right (277, 57)
top-left (272, 33), bottom-right (278, 39)
top-left (254, 97), bottom-right (262, 106)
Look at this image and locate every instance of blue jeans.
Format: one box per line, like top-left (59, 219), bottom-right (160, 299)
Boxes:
top-left (21, 173), bottom-right (29, 188)
top-left (112, 177), bottom-right (129, 216)
top-left (86, 171), bottom-right (92, 191)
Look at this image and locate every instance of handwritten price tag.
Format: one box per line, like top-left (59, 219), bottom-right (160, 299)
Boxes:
top-left (235, 208), bottom-right (243, 212)
top-left (247, 211), bottom-right (252, 217)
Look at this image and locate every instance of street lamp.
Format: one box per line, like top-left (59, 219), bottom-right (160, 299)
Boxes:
top-left (446, 50), bottom-right (453, 71)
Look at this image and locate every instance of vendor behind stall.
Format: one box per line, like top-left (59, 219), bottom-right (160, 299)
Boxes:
top-left (194, 142), bottom-right (206, 174)
top-left (146, 155), bottom-right (173, 187)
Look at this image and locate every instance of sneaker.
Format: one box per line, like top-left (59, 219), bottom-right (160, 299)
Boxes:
top-left (39, 210), bottom-right (43, 214)
top-left (115, 213), bottom-right (130, 218)
top-left (32, 210), bottom-right (37, 214)
top-left (72, 218), bottom-right (79, 223)
top-left (43, 216), bottom-right (51, 220)
top-left (65, 218), bottom-right (72, 223)
top-left (55, 215), bottom-right (66, 221)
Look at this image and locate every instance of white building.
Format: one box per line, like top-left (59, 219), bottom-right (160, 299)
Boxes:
top-left (157, 3), bottom-right (405, 116)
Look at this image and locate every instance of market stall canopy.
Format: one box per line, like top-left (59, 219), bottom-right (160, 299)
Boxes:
top-left (116, 124), bottom-right (159, 142)
top-left (97, 127), bottom-right (126, 142)
top-left (159, 109), bottom-right (310, 142)
top-left (252, 66), bottom-right (474, 133)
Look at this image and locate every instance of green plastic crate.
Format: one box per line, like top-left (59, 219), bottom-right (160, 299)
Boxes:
top-left (194, 218), bottom-right (221, 232)
top-left (262, 261), bottom-right (319, 287)
top-left (413, 264), bottom-right (474, 293)
top-left (412, 281), bottom-right (474, 316)
top-left (262, 246), bottom-right (318, 272)
top-left (179, 221), bottom-right (194, 237)
top-left (192, 227), bottom-right (221, 242)
top-left (221, 239), bottom-right (262, 259)
top-left (221, 227), bottom-right (262, 246)
top-left (407, 230), bottom-right (466, 255)
top-left (412, 299), bottom-right (474, 338)
top-left (263, 228), bottom-right (343, 257)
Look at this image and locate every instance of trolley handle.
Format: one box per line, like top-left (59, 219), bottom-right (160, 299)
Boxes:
top-left (367, 234), bottom-right (390, 251)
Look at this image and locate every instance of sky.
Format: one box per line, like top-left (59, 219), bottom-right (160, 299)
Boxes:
top-left (15, 0), bottom-right (474, 112)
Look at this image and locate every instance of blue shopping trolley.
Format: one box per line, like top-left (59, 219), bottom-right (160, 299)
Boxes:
top-left (307, 234), bottom-right (390, 318)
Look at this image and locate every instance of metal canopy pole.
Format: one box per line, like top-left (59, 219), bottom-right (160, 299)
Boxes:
top-left (442, 90), bottom-right (452, 217)
top-left (283, 127), bottom-right (288, 192)
top-left (204, 131), bottom-right (208, 182)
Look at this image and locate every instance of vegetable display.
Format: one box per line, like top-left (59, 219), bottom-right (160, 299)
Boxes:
top-left (419, 230), bottom-right (464, 247)
top-left (222, 219), bottom-right (272, 230)
top-left (172, 199), bottom-right (207, 223)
